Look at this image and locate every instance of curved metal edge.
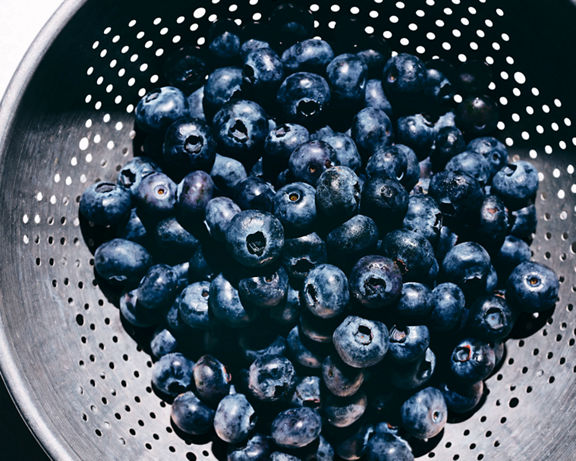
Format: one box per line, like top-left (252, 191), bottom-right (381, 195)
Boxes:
top-left (0, 1), bottom-right (87, 460)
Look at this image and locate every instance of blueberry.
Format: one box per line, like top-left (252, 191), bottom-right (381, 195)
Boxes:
top-left (287, 326), bottom-right (324, 369)
top-left (389, 347), bottom-right (436, 390)
top-left (119, 289), bottom-right (157, 328)
top-left (268, 3), bottom-right (315, 48)
top-left (299, 310), bottom-right (341, 345)
top-left (271, 407), bottom-right (322, 449)
top-left (467, 136), bottom-right (508, 178)
top-left (349, 255), bottom-right (403, 310)
top-left (326, 215), bottom-right (379, 264)
top-left (203, 67), bottom-right (244, 120)
top-left (333, 315), bottom-right (389, 368)
top-left (162, 46), bottom-right (209, 93)
top-left (151, 352), bottom-right (195, 397)
top-left (135, 172), bottom-right (177, 219)
top-left (322, 355), bottom-right (365, 398)
top-left (466, 294), bottom-right (516, 342)
top-left (117, 208), bottom-right (149, 245)
top-left (248, 354), bottom-right (297, 402)
top-left (453, 60), bottom-right (492, 94)
top-left (289, 140), bottom-right (338, 185)
top-left (360, 177), bottom-right (408, 231)
top-left (302, 264), bottom-right (350, 319)
top-left (365, 144), bottom-right (419, 191)
top-left (210, 153), bottom-right (248, 194)
top-left (379, 229), bottom-right (436, 282)
top-left (241, 39), bottom-right (271, 58)
top-left (402, 194), bottom-right (443, 245)
top-left (204, 197), bottom-right (241, 242)
top-left (138, 264), bottom-right (179, 315)
top-left (435, 225), bottom-right (459, 263)
top-left (388, 325), bottom-right (430, 363)
top-left (193, 354), bottom-right (232, 405)
top-left (323, 391), bottom-right (367, 428)
top-left (506, 261), bottom-right (559, 313)
top-left (243, 47), bottom-right (285, 92)
top-left (315, 166), bottom-right (361, 223)
top-left (364, 79), bottom-right (393, 116)
top-left (281, 38), bottom-right (334, 74)
top-left (228, 434), bottom-right (272, 461)
top-left (281, 232), bottom-right (327, 283)
top-left (79, 182), bottom-right (132, 227)
top-left (177, 170), bottom-right (215, 223)
top-left (495, 235), bottom-right (531, 277)
top-left (176, 281), bottom-right (211, 329)
top-left (475, 194), bottom-right (509, 250)
top-left (291, 375), bottom-right (322, 408)
top-left (135, 86), bottom-right (188, 133)
top-left (445, 151), bottom-right (491, 187)
top-left (441, 242), bottom-right (491, 295)
top-left (439, 381), bottom-right (484, 414)
top-left (351, 107), bottom-right (393, 156)
top-left (492, 161), bottom-right (539, 210)
top-left (400, 386), bottom-right (447, 439)
top-left (270, 284), bottom-right (302, 327)
top-left (393, 282), bottom-right (432, 321)
top-left (264, 123), bottom-right (311, 175)
top-left (152, 216), bottom-right (200, 264)
top-left (326, 53), bottom-right (368, 102)
top-left (365, 432), bottom-right (414, 461)
top-left (317, 132), bottom-right (362, 172)
top-left (509, 204), bottom-right (537, 241)
top-left (239, 333), bottom-right (287, 365)
top-left (188, 86), bottom-right (206, 121)
top-left (382, 53), bottom-right (427, 111)
top-left (269, 452), bottom-right (301, 461)
top-left (330, 422), bottom-right (374, 460)
top-left (427, 282), bottom-right (466, 332)
top-left (213, 99), bottom-right (268, 163)
top-left (235, 176), bottom-right (276, 212)
top-left (209, 274), bottom-right (256, 328)
top-left (162, 118), bottom-right (216, 173)
top-left (238, 266), bottom-right (289, 308)
top-left (117, 156), bottom-right (160, 196)
top-left (94, 238), bottom-right (152, 287)
top-left (213, 393), bottom-right (257, 444)
top-left (274, 182), bottom-right (317, 235)
top-left (171, 391), bottom-right (215, 435)
top-left (208, 20), bottom-right (241, 62)
top-left (396, 114), bottom-right (436, 160)
top-left (150, 328), bottom-right (179, 359)
top-left (449, 338), bottom-right (496, 384)
top-left (455, 95), bottom-right (499, 136)
top-left (430, 126), bottom-right (466, 171)
top-left (425, 67), bottom-right (454, 107)
top-left (277, 72), bottom-right (331, 126)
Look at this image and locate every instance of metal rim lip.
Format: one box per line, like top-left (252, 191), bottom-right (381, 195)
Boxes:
top-left (0, 1), bottom-right (86, 460)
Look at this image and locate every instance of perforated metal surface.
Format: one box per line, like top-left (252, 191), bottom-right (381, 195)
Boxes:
top-left (0, 0), bottom-right (575, 460)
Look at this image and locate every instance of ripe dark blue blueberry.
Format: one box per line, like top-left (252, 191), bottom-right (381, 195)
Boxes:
top-left (326, 215), bottom-right (379, 264)
top-left (509, 204), bottom-right (537, 241)
top-left (506, 261), bottom-right (559, 313)
top-left (495, 235), bottom-right (531, 277)
top-left (449, 338), bottom-right (496, 384)
top-left (365, 144), bottom-right (419, 191)
top-left (326, 53), bottom-right (368, 102)
top-left (117, 156), bottom-right (159, 196)
top-left (351, 107), bottom-right (393, 156)
top-left (135, 86), bottom-right (188, 133)
top-left (430, 126), bottom-right (466, 171)
top-left (162, 46), bottom-right (208, 93)
top-left (171, 391), bottom-right (215, 436)
top-left (238, 266), bottom-right (289, 308)
top-left (204, 197), bottom-right (241, 242)
top-left (187, 86), bottom-right (205, 121)
top-left (94, 238), bottom-right (152, 287)
top-left (270, 284), bottom-right (301, 327)
top-left (209, 274), bottom-right (255, 328)
top-left (277, 72), bottom-right (331, 125)
top-left (162, 118), bottom-right (216, 172)
top-left (273, 182), bottom-right (317, 235)
top-left (117, 208), bottom-right (149, 245)
top-left (248, 354), bottom-right (297, 402)
top-left (402, 194), bottom-right (442, 245)
top-left (379, 229), bottom-right (436, 282)
top-left (177, 170), bottom-right (215, 222)
top-left (393, 282), bottom-right (432, 321)
top-left (192, 354), bottom-right (232, 405)
top-left (235, 176), bottom-right (276, 212)
top-left (389, 347), bottom-right (436, 390)
top-left (365, 432), bottom-right (414, 461)
top-left (119, 289), bottom-right (156, 328)
top-left (455, 95), bottom-right (499, 136)
top-left (150, 328), bottom-right (179, 359)
top-left (364, 78), bottom-right (393, 116)
top-left (467, 136), bottom-right (508, 178)
top-left (137, 264), bottom-right (179, 314)
top-left (445, 151), bottom-right (491, 187)
top-left (400, 386), bottom-right (447, 439)
top-left (281, 232), bottom-right (327, 282)
top-left (382, 53), bottom-right (427, 111)
top-left (208, 22), bottom-right (241, 62)
top-left (439, 381), bottom-right (484, 414)
top-left (264, 123), bottom-right (310, 173)
top-left (349, 255), bottom-right (403, 310)
top-left (360, 177), bottom-right (408, 232)
top-left (176, 281), bottom-right (211, 329)
top-left (396, 114), bottom-right (436, 160)
top-left (135, 172), bottom-right (177, 218)
top-left (441, 242), bottom-right (491, 295)
top-left (492, 161), bottom-right (539, 210)
top-left (302, 264), bottom-right (350, 319)
top-left (466, 294), bottom-right (516, 342)
top-left (228, 434), bottom-right (272, 461)
top-left (243, 47), bottom-right (285, 91)
top-left (286, 326), bottom-right (324, 369)
top-left (152, 216), bottom-right (200, 264)
top-left (203, 67), bottom-right (244, 120)
top-left (318, 132), bottom-right (362, 172)
top-left (427, 282), bottom-right (466, 332)
top-left (315, 166), bottom-right (361, 221)
top-left (321, 355), bottom-right (365, 398)
top-left (271, 407), bottom-right (322, 449)
top-left (213, 393), bottom-right (257, 444)
top-left (151, 352), bottom-right (195, 397)
top-left (388, 325), bottom-right (430, 363)
top-left (210, 153), bottom-right (248, 195)
top-left (475, 194), bottom-right (509, 250)
top-left (79, 182), bottom-right (132, 227)
top-left (281, 38), bottom-right (334, 74)
top-left (333, 315), bottom-right (389, 368)
top-left (323, 392), bottom-right (367, 428)
top-left (291, 375), bottom-right (322, 409)
top-left (289, 140), bottom-right (337, 185)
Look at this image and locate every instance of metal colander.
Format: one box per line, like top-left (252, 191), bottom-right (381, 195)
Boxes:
top-left (0, 0), bottom-right (575, 459)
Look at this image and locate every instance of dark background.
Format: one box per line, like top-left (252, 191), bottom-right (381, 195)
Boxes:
top-left (0, 0), bottom-right (575, 459)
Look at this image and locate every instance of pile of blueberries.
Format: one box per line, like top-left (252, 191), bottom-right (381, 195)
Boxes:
top-left (79, 5), bottom-right (560, 460)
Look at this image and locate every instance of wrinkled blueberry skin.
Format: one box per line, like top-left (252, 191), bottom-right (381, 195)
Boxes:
top-left (364, 78), bottom-right (393, 116)
top-left (365, 432), bottom-right (414, 461)
top-left (272, 407), bottom-right (323, 449)
top-left (213, 99), bottom-right (268, 162)
top-left (210, 153), bottom-right (248, 195)
top-left (135, 172), bottom-right (178, 219)
top-left (289, 140), bottom-right (338, 185)
top-left (235, 176), bottom-right (276, 212)
top-left (441, 242), bottom-right (491, 295)
top-left (492, 161), bottom-right (539, 210)
top-left (323, 392), bottom-right (367, 429)
top-left (135, 86), bottom-right (188, 133)
top-left (349, 255), bottom-right (403, 310)
top-left (388, 325), bottom-right (430, 363)
top-left (506, 261), bottom-right (559, 313)
top-left (466, 294), bottom-right (516, 342)
top-left (393, 282), bottom-right (432, 321)
top-left (396, 114), bottom-right (436, 160)
top-left (449, 338), bottom-right (496, 384)
top-left (94, 238), bottom-right (152, 287)
top-left (445, 151), bottom-right (491, 187)
top-left (117, 156), bottom-right (159, 196)
top-left (203, 67), bottom-right (244, 120)
top-left (475, 195), bottom-right (509, 250)
top-left (322, 355), bottom-right (365, 398)
top-left (209, 274), bottom-right (255, 327)
top-left (439, 381), bottom-right (484, 414)
top-left (286, 326), bottom-right (324, 369)
top-left (204, 197), bottom-right (241, 242)
top-left (282, 39), bottom-right (334, 74)
top-left (327, 215), bottom-right (379, 264)
top-left (150, 328), bottom-right (179, 359)
top-left (243, 47), bottom-right (285, 91)
top-left (80, 182), bottom-right (132, 227)
top-left (365, 144), bottom-right (419, 192)
top-left (333, 315), bottom-right (389, 368)
top-left (379, 229), bottom-right (436, 282)
top-left (281, 232), bottom-right (328, 283)
top-left (430, 126), bottom-right (466, 171)
top-left (274, 182), bottom-right (317, 235)
top-left (510, 204), bottom-right (537, 241)
top-left (176, 281), bottom-right (211, 329)
top-left (467, 136), bottom-right (508, 178)
top-left (402, 194), bottom-right (442, 245)
top-left (187, 86), bottom-right (206, 121)
top-left (351, 107), bottom-right (393, 157)
top-left (171, 391), bottom-right (215, 435)
top-left (302, 264), bottom-right (350, 319)
top-left (427, 282), bottom-right (466, 332)
top-left (214, 393), bottom-right (257, 444)
top-left (400, 387), bottom-right (447, 440)
top-left (389, 347), bottom-right (436, 390)
top-left (239, 266), bottom-right (289, 308)
top-left (264, 123), bottom-right (311, 173)
top-left (226, 210), bottom-right (285, 268)
top-left (316, 166), bottom-right (361, 222)
top-left (495, 235), bottom-right (531, 277)
top-left (193, 354), bottom-right (231, 405)
top-left (318, 132), bottom-right (362, 172)
top-left (177, 170), bottom-right (215, 220)
top-left (277, 72), bottom-right (332, 126)
top-left (151, 352), bottom-right (195, 397)
top-left (248, 354), bottom-right (297, 402)
top-left (162, 118), bottom-right (216, 172)
top-left (228, 434), bottom-right (273, 461)
top-left (326, 53), bottom-right (368, 102)
top-left (361, 177), bottom-right (408, 230)
top-left (138, 264), bottom-right (179, 314)
top-left (291, 376), bottom-right (322, 409)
